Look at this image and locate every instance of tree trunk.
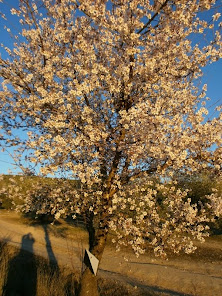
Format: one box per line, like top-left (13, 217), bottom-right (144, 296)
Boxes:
top-left (79, 219), bottom-right (108, 296)
top-left (79, 267), bottom-right (99, 296)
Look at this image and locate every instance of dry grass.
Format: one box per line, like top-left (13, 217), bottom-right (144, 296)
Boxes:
top-left (0, 240), bottom-right (78, 296)
top-left (0, 240), bottom-right (153, 296)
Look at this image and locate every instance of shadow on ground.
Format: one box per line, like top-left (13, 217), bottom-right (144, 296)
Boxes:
top-left (2, 228), bottom-right (61, 296)
top-left (3, 233), bottom-right (37, 296)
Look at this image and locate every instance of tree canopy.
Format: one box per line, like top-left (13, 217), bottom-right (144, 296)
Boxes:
top-left (0, 1), bottom-right (222, 294)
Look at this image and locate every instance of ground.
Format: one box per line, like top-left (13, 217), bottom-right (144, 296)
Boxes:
top-left (0, 209), bottom-right (221, 296)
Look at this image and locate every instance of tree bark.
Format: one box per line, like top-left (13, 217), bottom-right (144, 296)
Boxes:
top-left (79, 219), bottom-right (108, 296)
top-left (79, 267), bottom-right (99, 296)
top-left (79, 136), bottom-right (122, 296)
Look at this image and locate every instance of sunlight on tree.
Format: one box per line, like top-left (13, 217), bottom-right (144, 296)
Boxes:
top-left (0, 1), bottom-right (221, 295)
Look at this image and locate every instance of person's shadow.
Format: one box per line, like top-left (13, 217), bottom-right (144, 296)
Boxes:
top-left (3, 233), bottom-right (37, 296)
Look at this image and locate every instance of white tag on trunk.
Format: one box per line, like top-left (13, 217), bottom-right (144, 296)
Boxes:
top-left (84, 249), bottom-right (99, 275)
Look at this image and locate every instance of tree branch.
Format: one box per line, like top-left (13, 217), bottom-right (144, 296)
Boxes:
top-left (137, 0), bottom-right (170, 35)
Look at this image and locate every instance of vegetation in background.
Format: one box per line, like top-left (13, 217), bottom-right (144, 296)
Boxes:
top-left (176, 171), bottom-right (222, 234)
top-left (1, 172), bottom-right (221, 234)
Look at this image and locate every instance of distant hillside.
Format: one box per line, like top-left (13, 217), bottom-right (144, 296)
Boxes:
top-left (0, 175), bottom-right (80, 210)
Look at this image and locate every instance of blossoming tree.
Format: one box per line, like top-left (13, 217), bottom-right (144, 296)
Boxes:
top-left (0, 0), bottom-right (222, 295)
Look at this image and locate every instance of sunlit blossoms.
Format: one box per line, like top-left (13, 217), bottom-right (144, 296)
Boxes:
top-left (0, 0), bottom-right (221, 281)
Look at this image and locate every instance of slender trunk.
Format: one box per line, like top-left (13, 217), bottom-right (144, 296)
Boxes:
top-left (79, 267), bottom-right (99, 296)
top-left (79, 133), bottom-right (123, 295)
top-left (79, 218), bottom-right (108, 296)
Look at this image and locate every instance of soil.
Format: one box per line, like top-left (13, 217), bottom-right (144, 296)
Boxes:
top-left (0, 210), bottom-right (221, 296)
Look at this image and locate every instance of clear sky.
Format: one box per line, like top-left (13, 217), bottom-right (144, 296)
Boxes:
top-left (0, 0), bottom-right (221, 175)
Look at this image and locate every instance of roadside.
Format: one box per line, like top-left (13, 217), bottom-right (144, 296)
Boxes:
top-left (0, 210), bottom-right (221, 296)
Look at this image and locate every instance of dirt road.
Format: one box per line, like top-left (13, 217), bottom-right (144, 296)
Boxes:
top-left (0, 210), bottom-right (221, 296)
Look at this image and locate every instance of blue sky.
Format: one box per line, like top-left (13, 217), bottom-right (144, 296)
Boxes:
top-left (0, 1), bottom-right (221, 175)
